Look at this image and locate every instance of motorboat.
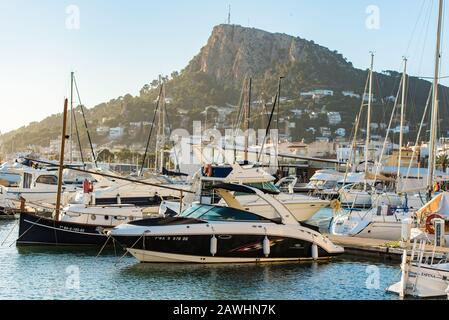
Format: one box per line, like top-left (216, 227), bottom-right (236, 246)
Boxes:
top-left (338, 172), bottom-right (402, 209)
top-left (110, 183), bottom-right (344, 264)
top-left (16, 200), bottom-right (153, 246)
top-left (0, 167), bottom-right (79, 212)
top-left (160, 163), bottom-right (329, 222)
top-left (16, 169), bottom-right (192, 246)
top-left (299, 170), bottom-right (344, 198)
top-left (338, 183), bottom-right (373, 209)
top-left (69, 173), bottom-right (189, 214)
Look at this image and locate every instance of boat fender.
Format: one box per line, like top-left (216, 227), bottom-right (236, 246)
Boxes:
top-left (263, 236), bottom-right (270, 257)
top-left (312, 244), bottom-right (319, 260)
top-left (210, 235), bottom-right (217, 256)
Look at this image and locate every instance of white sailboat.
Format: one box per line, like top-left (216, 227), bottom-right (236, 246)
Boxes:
top-left (387, 0), bottom-right (449, 299)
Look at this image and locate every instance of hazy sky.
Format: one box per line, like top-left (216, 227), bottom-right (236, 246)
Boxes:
top-left (0, 0), bottom-right (447, 133)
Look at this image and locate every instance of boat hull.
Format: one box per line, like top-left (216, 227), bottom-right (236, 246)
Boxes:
top-left (17, 212), bottom-right (109, 246)
top-left (127, 248), bottom-right (333, 264)
top-left (330, 211), bottom-right (406, 241)
top-left (113, 233), bottom-right (339, 263)
top-left (388, 263), bottom-right (449, 298)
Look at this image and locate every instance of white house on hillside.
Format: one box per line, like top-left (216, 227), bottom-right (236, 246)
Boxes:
top-left (342, 91), bottom-right (361, 99)
top-left (109, 127), bottom-right (125, 140)
top-left (96, 126), bottom-right (110, 136)
top-left (327, 112), bottom-right (342, 125)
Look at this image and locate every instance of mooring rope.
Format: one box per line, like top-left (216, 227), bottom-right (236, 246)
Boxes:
top-left (114, 234), bottom-right (144, 265)
top-left (0, 219), bottom-right (20, 246)
top-left (96, 234), bottom-right (112, 258)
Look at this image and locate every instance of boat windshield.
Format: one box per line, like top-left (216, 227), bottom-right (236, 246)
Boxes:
top-left (246, 182), bottom-right (280, 194)
top-left (180, 204), bottom-right (271, 222)
top-left (0, 172), bottom-right (21, 188)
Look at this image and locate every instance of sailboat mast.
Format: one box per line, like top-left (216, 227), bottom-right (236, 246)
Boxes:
top-left (70, 72), bottom-right (74, 164)
top-left (364, 53), bottom-right (374, 181)
top-left (159, 84), bottom-right (166, 173)
top-left (244, 77), bottom-right (252, 162)
top-left (397, 58), bottom-right (407, 182)
top-left (427, 0), bottom-right (443, 191)
top-left (55, 99), bottom-right (69, 221)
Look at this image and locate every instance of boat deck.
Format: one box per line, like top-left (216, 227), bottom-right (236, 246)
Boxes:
top-left (326, 234), bottom-right (449, 261)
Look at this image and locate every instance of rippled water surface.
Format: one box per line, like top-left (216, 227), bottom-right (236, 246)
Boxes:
top-left (0, 212), bottom-right (403, 300)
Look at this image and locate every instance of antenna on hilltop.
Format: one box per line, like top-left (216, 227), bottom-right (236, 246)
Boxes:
top-left (227, 5), bottom-right (231, 24)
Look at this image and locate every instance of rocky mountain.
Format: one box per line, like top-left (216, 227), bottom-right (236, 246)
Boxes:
top-left (187, 25), bottom-right (354, 81)
top-left (0, 24), bottom-right (446, 157)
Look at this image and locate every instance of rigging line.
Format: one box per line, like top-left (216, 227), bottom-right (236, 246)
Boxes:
top-left (232, 77), bottom-right (247, 132)
top-left (408, 0), bottom-right (433, 111)
top-left (343, 100), bottom-right (364, 182)
top-left (140, 85), bottom-right (163, 176)
top-left (405, 0), bottom-right (428, 56)
top-left (73, 76), bottom-right (98, 168)
top-left (232, 77), bottom-right (248, 162)
top-left (374, 74), bottom-right (403, 181)
top-left (71, 105), bottom-right (85, 166)
top-left (257, 92), bottom-right (278, 163)
top-left (344, 74), bottom-right (369, 180)
top-left (409, 2), bottom-right (433, 136)
top-left (163, 95), bottom-right (181, 172)
top-left (406, 87), bottom-right (433, 181)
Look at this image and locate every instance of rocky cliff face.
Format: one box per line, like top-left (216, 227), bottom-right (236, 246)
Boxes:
top-left (186, 24), bottom-right (353, 82)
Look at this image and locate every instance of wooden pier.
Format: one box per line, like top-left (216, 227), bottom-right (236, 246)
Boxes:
top-left (326, 234), bottom-right (449, 261)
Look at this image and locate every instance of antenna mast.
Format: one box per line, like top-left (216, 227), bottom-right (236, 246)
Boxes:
top-left (228, 5), bottom-right (231, 24)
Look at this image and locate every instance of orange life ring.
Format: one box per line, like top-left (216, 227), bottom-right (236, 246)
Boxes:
top-left (425, 214), bottom-right (444, 235)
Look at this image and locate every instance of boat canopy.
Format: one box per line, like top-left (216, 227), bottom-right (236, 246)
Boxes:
top-left (224, 164), bottom-right (275, 184)
top-left (416, 192), bottom-right (449, 219)
top-left (338, 172), bottom-right (394, 183)
top-left (310, 170), bottom-right (343, 182)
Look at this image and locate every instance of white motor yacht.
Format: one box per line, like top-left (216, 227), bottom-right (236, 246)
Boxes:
top-left (160, 164), bottom-right (329, 222)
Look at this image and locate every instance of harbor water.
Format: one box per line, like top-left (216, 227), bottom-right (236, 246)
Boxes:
top-left (0, 209), bottom-right (402, 300)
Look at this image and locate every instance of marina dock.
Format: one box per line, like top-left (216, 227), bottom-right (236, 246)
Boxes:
top-left (327, 234), bottom-right (449, 261)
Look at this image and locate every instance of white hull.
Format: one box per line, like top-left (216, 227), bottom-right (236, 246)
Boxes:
top-left (128, 248), bottom-right (333, 264)
top-left (330, 208), bottom-right (410, 241)
top-left (388, 262), bottom-right (449, 298)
